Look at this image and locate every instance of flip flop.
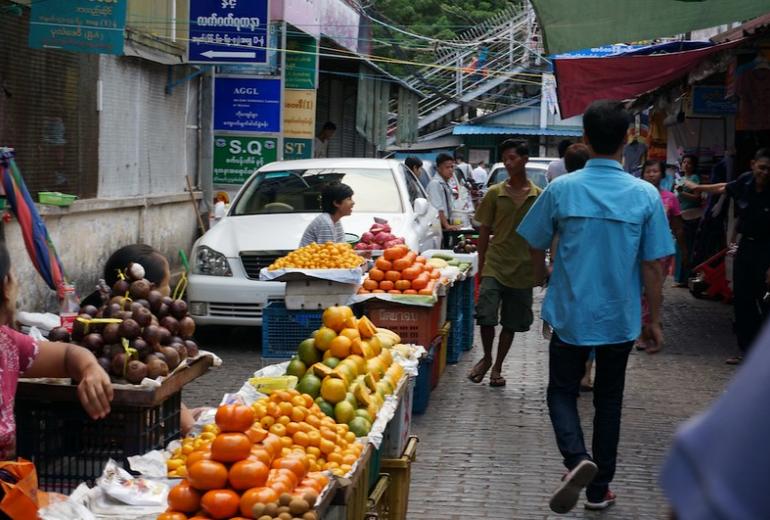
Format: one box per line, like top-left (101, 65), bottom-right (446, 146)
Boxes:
top-left (467, 359), bottom-right (492, 383)
top-left (489, 373), bottom-right (506, 387)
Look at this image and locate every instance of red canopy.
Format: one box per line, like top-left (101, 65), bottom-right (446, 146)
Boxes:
top-left (553, 40), bottom-right (744, 118)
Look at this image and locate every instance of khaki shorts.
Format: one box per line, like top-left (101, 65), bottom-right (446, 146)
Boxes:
top-left (476, 276), bottom-right (534, 332)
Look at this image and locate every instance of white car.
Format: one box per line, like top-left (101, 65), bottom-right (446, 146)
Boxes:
top-left (486, 162), bottom-right (550, 190)
top-left (187, 158), bottom-right (442, 326)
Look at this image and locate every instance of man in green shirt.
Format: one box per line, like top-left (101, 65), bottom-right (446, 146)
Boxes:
top-left (468, 140), bottom-right (542, 387)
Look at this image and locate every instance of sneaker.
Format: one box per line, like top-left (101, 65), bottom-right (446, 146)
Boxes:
top-left (549, 460), bottom-right (598, 514)
top-left (585, 490), bottom-right (617, 510)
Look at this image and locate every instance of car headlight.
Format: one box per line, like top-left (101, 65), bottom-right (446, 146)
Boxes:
top-left (193, 246), bottom-right (232, 276)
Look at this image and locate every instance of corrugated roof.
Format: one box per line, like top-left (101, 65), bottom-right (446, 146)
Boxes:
top-left (452, 124), bottom-right (583, 137)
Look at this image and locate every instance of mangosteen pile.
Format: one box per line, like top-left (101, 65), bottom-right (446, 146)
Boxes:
top-left (48, 262), bottom-right (199, 385)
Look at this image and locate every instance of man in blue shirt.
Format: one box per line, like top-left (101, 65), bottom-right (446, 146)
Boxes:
top-left (518, 100), bottom-right (675, 514)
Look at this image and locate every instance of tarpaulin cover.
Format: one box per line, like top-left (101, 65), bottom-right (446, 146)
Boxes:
top-left (554, 39), bottom-right (743, 118)
top-left (531, 0), bottom-right (767, 55)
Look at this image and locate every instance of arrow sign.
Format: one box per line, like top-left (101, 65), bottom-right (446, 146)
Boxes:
top-left (201, 50), bottom-right (257, 59)
top-left (188, 0), bottom-right (269, 64)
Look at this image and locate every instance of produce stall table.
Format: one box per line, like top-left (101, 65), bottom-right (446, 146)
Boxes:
top-left (15, 355), bottom-right (214, 493)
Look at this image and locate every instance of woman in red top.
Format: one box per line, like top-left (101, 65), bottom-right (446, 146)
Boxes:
top-left (0, 242), bottom-right (112, 459)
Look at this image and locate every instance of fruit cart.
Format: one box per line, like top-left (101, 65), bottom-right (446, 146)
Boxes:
top-left (15, 354), bottom-right (214, 493)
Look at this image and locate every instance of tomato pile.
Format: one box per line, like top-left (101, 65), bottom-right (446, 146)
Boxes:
top-left (162, 401), bottom-right (333, 519)
top-left (358, 245), bottom-right (442, 295)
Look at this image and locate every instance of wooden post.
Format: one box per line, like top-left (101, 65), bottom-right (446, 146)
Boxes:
top-left (186, 175), bottom-right (207, 236)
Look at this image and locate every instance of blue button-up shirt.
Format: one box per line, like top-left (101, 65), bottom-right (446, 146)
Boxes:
top-left (517, 159), bottom-right (675, 346)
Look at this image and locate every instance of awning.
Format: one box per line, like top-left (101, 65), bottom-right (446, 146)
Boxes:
top-left (452, 124), bottom-right (583, 137)
top-left (531, 0), bottom-right (769, 54)
top-left (554, 39), bottom-right (743, 118)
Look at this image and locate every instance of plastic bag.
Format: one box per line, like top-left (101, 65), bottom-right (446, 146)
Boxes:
top-left (96, 460), bottom-right (168, 507)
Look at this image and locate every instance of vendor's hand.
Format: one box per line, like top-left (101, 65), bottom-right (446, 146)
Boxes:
top-left (77, 362), bottom-right (113, 420)
top-left (641, 322), bottom-right (664, 354)
top-left (446, 225), bottom-right (462, 231)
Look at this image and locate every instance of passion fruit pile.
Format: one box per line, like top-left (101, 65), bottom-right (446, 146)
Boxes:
top-left (48, 263), bottom-right (199, 385)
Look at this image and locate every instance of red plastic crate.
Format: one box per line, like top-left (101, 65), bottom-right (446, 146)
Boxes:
top-left (363, 301), bottom-right (442, 349)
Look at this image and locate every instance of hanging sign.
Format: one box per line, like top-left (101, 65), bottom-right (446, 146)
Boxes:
top-left (285, 34), bottom-right (318, 89)
top-left (213, 135), bottom-right (277, 184)
top-left (214, 77), bottom-right (282, 133)
top-left (28, 0), bottom-right (127, 55)
top-left (189, 0), bottom-right (270, 63)
top-left (283, 90), bottom-right (316, 139)
top-left (284, 138), bottom-right (313, 160)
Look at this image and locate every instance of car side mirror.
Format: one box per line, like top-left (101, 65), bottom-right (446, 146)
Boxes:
top-left (414, 198), bottom-right (430, 216)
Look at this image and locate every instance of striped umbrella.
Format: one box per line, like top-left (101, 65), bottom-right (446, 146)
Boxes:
top-left (0, 148), bottom-right (66, 293)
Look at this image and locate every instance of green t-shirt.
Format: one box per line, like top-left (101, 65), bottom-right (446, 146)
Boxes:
top-left (474, 180), bottom-right (542, 288)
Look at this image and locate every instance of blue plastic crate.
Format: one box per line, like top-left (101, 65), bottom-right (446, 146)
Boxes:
top-left (446, 283), bottom-right (463, 321)
top-left (412, 343), bottom-right (435, 414)
top-left (460, 279), bottom-right (475, 351)
top-left (261, 301), bottom-right (323, 358)
top-left (446, 302), bottom-right (464, 364)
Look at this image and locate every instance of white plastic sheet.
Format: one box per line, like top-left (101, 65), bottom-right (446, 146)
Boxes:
top-left (259, 267), bottom-right (364, 284)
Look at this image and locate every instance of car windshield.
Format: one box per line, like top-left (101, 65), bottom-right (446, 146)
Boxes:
top-left (489, 166), bottom-right (548, 189)
top-left (232, 168), bottom-right (403, 215)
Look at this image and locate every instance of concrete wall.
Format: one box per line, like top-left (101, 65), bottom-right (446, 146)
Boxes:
top-left (7, 194), bottom-right (200, 313)
top-left (98, 55), bottom-right (199, 198)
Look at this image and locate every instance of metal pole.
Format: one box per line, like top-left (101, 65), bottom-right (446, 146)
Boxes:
top-left (456, 54), bottom-right (463, 97)
top-left (199, 67), bottom-right (214, 216)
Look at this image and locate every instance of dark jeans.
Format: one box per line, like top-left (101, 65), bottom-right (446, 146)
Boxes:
top-left (676, 218), bottom-right (699, 283)
top-left (547, 334), bottom-right (633, 502)
top-left (733, 238), bottom-right (770, 353)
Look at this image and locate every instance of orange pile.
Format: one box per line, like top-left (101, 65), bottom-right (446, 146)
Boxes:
top-left (250, 389), bottom-right (364, 476)
top-left (359, 245), bottom-right (440, 295)
top-left (161, 402), bottom-right (331, 520)
top-left (268, 242), bottom-right (364, 270)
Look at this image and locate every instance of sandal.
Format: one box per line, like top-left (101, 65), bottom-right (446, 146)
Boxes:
top-left (489, 372), bottom-right (506, 387)
top-left (467, 358), bottom-right (492, 383)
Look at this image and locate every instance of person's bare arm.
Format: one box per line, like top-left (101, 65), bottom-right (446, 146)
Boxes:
top-left (679, 190), bottom-right (701, 201)
top-left (686, 181), bottom-right (727, 195)
top-left (478, 225), bottom-right (491, 274)
top-left (670, 216), bottom-right (688, 268)
top-left (641, 260), bottom-right (665, 354)
top-left (439, 211), bottom-right (460, 231)
top-left (22, 341), bottom-right (113, 419)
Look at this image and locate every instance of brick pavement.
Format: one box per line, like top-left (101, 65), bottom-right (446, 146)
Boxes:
top-left (183, 287), bottom-right (738, 519)
top-left (407, 286), bottom-right (737, 519)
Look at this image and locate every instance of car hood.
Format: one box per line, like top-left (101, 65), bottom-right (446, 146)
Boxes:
top-left (197, 213), bottom-right (414, 256)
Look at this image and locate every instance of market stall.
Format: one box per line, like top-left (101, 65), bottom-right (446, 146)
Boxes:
top-left (13, 235), bottom-right (477, 520)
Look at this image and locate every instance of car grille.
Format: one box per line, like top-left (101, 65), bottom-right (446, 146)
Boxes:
top-left (208, 302), bottom-right (263, 319)
top-left (240, 251), bottom-right (287, 279)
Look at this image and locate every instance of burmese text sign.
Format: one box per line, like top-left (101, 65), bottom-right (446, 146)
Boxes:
top-left (213, 135), bottom-right (278, 184)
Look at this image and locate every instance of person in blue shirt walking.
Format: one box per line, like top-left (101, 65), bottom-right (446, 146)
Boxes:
top-left (517, 100), bottom-right (675, 514)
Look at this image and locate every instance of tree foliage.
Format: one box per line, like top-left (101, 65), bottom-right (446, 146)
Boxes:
top-left (369, 0), bottom-right (514, 74)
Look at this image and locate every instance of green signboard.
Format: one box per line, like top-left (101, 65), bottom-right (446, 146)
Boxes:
top-left (29, 0), bottom-right (127, 55)
top-left (214, 135), bottom-right (278, 184)
top-left (285, 34), bottom-right (318, 89)
top-left (284, 138), bottom-right (313, 160)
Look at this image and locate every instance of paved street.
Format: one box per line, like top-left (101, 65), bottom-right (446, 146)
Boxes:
top-left (408, 286), bottom-right (736, 519)
top-left (184, 286), bottom-right (738, 518)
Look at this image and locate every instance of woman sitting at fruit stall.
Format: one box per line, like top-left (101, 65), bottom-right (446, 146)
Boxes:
top-left (83, 244), bottom-right (198, 435)
top-left (0, 241), bottom-right (113, 459)
top-left (299, 183), bottom-right (355, 247)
